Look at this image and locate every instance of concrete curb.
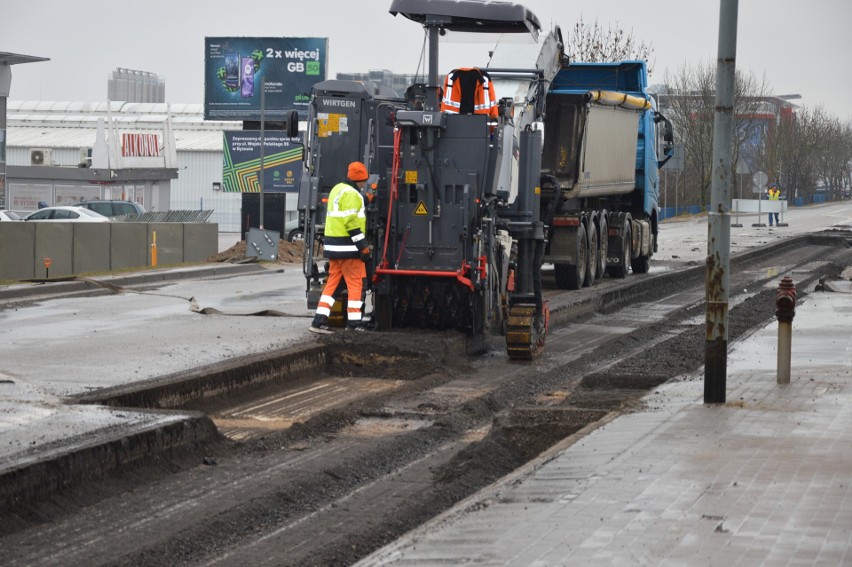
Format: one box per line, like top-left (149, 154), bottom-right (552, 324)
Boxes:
top-left (548, 232), bottom-right (844, 328)
top-left (0, 412), bottom-right (220, 514)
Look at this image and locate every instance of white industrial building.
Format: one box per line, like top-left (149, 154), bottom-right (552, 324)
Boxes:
top-left (5, 100), bottom-right (300, 232)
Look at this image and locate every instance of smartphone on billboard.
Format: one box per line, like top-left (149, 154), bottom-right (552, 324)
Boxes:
top-left (224, 53), bottom-right (240, 91)
top-left (241, 56), bottom-right (255, 98)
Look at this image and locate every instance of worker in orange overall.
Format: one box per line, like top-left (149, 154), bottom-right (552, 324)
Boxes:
top-left (309, 162), bottom-right (371, 334)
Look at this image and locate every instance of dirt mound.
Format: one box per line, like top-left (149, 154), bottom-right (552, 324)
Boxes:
top-left (207, 239), bottom-right (305, 264)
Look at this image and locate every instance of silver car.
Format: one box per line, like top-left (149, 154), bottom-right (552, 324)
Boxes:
top-left (24, 206), bottom-right (111, 223)
top-left (0, 210), bottom-right (23, 221)
top-left (285, 218), bottom-right (304, 242)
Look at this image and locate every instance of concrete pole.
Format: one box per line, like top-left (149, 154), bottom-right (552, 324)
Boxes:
top-left (259, 76), bottom-right (266, 230)
top-left (0, 66), bottom-right (8, 209)
top-left (675, 171), bottom-right (678, 215)
top-left (704, 0), bottom-right (739, 404)
top-left (0, 94), bottom-right (6, 209)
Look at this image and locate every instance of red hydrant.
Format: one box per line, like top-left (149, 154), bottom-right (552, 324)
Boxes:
top-left (775, 276), bottom-right (797, 384)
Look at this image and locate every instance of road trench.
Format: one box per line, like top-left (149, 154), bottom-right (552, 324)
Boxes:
top-left (196, 234), bottom-right (848, 450)
top-left (4, 234), bottom-right (851, 566)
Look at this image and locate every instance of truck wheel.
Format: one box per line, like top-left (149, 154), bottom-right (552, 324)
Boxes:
top-left (631, 254), bottom-right (650, 274)
top-left (631, 227), bottom-right (652, 273)
top-left (584, 221), bottom-right (597, 287)
top-left (607, 221), bottom-right (631, 279)
top-left (554, 224), bottom-right (586, 290)
top-left (597, 215), bottom-right (608, 279)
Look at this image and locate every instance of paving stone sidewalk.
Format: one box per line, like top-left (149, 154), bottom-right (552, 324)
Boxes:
top-left (362, 289), bottom-right (852, 566)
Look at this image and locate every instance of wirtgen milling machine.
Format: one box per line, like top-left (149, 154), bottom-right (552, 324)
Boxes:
top-left (299, 0), bottom-right (673, 360)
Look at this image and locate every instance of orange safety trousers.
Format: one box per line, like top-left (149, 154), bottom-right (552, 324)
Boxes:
top-left (315, 258), bottom-right (366, 325)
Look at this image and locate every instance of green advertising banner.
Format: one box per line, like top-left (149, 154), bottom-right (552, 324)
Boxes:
top-left (205, 37), bottom-right (327, 121)
top-left (223, 132), bottom-right (303, 193)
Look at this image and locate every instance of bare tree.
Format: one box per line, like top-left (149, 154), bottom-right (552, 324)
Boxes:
top-left (662, 61), bottom-right (772, 207)
top-left (757, 105), bottom-right (852, 204)
top-left (565, 16), bottom-right (655, 74)
top-left (760, 106), bottom-right (824, 204)
top-left (816, 116), bottom-right (852, 201)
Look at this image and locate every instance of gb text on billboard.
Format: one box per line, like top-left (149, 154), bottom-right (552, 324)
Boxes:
top-left (205, 37), bottom-right (327, 121)
top-left (223, 132), bottom-right (303, 193)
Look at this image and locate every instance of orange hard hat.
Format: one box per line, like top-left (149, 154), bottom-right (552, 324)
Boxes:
top-left (348, 161), bottom-right (368, 182)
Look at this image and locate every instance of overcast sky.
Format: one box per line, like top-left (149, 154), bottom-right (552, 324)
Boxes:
top-left (4, 0), bottom-right (851, 121)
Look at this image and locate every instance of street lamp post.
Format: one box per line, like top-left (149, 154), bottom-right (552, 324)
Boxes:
top-left (705, 0), bottom-right (739, 404)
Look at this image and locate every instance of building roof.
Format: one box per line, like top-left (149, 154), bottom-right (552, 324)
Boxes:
top-left (8, 127), bottom-right (230, 152)
top-left (6, 100), bottom-right (243, 152)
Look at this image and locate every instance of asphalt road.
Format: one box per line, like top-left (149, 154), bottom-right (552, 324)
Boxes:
top-left (2, 202), bottom-right (850, 400)
top-left (0, 202), bottom-right (850, 566)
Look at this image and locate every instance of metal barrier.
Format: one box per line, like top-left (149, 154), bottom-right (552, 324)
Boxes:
top-left (731, 199), bottom-right (788, 227)
top-left (112, 210), bottom-right (215, 223)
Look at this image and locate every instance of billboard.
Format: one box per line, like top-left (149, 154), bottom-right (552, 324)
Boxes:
top-left (223, 132), bottom-right (303, 193)
top-left (205, 37), bottom-right (328, 121)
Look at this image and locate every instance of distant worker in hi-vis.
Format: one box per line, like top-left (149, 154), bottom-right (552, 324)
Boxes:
top-left (767, 182), bottom-right (781, 226)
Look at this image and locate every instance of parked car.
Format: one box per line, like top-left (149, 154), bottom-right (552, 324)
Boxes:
top-left (0, 210), bottom-right (22, 221)
top-left (285, 218), bottom-right (304, 242)
top-left (24, 206), bottom-right (110, 223)
top-left (77, 200), bottom-right (146, 217)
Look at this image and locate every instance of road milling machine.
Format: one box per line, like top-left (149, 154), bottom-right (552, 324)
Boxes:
top-left (299, 0), bottom-right (673, 360)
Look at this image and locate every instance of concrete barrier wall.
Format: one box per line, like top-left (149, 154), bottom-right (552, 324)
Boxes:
top-left (148, 223), bottom-right (185, 265)
top-left (0, 223), bottom-right (218, 281)
top-left (184, 223), bottom-right (218, 263)
top-left (34, 224), bottom-right (74, 279)
top-left (73, 223), bottom-right (111, 275)
top-left (110, 223), bottom-right (149, 272)
top-left (0, 222), bottom-right (36, 280)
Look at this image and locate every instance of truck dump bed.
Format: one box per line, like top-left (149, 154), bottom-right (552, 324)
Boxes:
top-left (542, 91), bottom-right (644, 197)
top-left (543, 61), bottom-right (653, 200)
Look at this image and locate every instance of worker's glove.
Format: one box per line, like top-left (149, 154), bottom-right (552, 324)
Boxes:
top-left (361, 249), bottom-right (372, 263)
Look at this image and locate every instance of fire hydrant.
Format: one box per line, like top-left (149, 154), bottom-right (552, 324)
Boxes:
top-left (775, 276), bottom-right (797, 384)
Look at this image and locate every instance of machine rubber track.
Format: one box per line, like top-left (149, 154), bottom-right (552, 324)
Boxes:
top-left (505, 303), bottom-right (548, 360)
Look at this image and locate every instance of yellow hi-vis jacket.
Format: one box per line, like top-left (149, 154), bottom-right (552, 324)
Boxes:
top-left (323, 181), bottom-right (367, 259)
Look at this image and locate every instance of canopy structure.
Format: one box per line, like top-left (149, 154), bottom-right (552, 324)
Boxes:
top-left (388, 0), bottom-right (541, 104)
top-left (1, 51), bottom-right (51, 208)
top-left (0, 51), bottom-right (50, 67)
top-left (389, 0), bottom-right (540, 37)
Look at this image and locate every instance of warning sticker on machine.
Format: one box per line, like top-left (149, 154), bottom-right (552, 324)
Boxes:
top-left (414, 201), bottom-right (428, 215)
top-left (317, 113), bottom-right (348, 138)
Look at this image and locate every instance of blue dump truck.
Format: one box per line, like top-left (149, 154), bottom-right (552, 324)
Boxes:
top-left (300, 0), bottom-right (672, 358)
top-left (533, 60), bottom-right (674, 289)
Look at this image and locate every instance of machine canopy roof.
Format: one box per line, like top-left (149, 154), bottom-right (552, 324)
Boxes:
top-left (389, 0), bottom-right (540, 39)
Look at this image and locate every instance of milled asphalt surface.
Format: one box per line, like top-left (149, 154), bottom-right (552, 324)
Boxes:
top-left (360, 284), bottom-right (852, 566)
top-left (1, 203), bottom-right (851, 556)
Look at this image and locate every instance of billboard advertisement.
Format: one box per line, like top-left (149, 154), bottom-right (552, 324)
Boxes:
top-left (205, 37), bottom-right (328, 121)
top-left (223, 132), bottom-right (303, 193)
